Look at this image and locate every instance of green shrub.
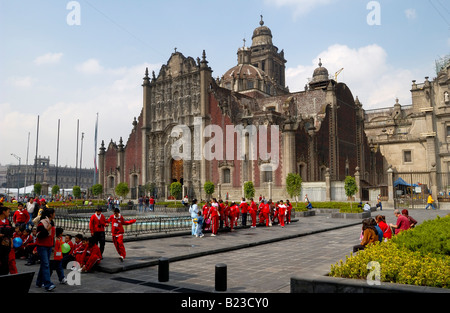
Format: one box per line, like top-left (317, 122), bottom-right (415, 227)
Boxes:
top-left (329, 216), bottom-right (450, 288)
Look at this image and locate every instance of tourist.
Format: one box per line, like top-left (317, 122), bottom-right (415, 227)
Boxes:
top-left (277, 200), bottom-right (287, 228)
top-left (209, 198), bottom-right (220, 236)
top-left (376, 194), bottom-right (382, 211)
top-left (105, 208), bottom-right (136, 262)
top-left (49, 227), bottom-right (67, 285)
top-left (239, 198), bottom-right (248, 227)
top-left (363, 202), bottom-right (371, 212)
top-left (369, 218), bottom-right (383, 242)
top-left (389, 209), bottom-right (410, 235)
top-left (35, 208), bottom-right (56, 291)
top-left (196, 209), bottom-right (204, 238)
top-left (189, 199), bottom-right (199, 236)
top-left (286, 200), bottom-right (292, 224)
top-left (89, 206), bottom-right (107, 256)
top-left (375, 215), bottom-right (392, 240)
top-left (401, 209), bottom-right (418, 228)
top-left (353, 218), bottom-right (378, 253)
top-left (249, 198), bottom-right (258, 228)
top-left (425, 193), bottom-right (436, 210)
top-left (149, 196), bottom-right (155, 212)
top-left (218, 199), bottom-right (226, 229)
top-left (0, 205), bottom-right (14, 275)
top-left (260, 200), bottom-right (271, 227)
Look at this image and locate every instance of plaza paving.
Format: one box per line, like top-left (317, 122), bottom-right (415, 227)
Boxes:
top-left (16, 208), bottom-right (445, 294)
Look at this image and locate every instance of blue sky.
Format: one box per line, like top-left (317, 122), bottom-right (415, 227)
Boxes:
top-left (1, 0), bottom-right (449, 173)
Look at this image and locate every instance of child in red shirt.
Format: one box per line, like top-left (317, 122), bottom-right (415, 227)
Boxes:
top-left (106, 208), bottom-right (136, 261)
top-left (79, 237), bottom-right (102, 272)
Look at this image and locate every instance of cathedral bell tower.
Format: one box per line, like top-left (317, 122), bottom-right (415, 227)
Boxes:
top-left (250, 15), bottom-right (288, 93)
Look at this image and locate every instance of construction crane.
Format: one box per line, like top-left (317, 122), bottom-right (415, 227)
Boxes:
top-left (335, 68), bottom-right (344, 82)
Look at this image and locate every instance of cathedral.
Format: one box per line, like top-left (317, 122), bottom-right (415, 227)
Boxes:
top-left (98, 17), bottom-right (384, 201)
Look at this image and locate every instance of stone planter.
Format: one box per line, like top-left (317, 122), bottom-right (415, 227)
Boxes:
top-left (331, 212), bottom-right (371, 219)
top-left (296, 210), bottom-right (316, 217)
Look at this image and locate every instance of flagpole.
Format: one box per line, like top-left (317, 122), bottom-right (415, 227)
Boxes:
top-left (94, 113), bottom-right (99, 185)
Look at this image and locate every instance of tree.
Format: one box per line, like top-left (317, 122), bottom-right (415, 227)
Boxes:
top-left (204, 181), bottom-right (215, 200)
top-left (51, 185), bottom-right (60, 197)
top-left (286, 173), bottom-right (302, 205)
top-left (34, 183), bottom-right (42, 196)
top-left (169, 182), bottom-right (182, 203)
top-left (73, 186), bottom-right (81, 199)
top-left (92, 184), bottom-right (103, 204)
top-left (115, 182), bottom-right (129, 199)
top-left (243, 181), bottom-right (255, 199)
top-left (344, 176), bottom-right (358, 209)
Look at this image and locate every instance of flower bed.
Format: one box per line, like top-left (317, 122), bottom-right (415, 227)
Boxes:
top-left (329, 216), bottom-right (450, 289)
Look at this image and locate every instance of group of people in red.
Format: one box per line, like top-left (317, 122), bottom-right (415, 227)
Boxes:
top-left (191, 196), bottom-right (294, 237)
top-left (0, 201), bottom-right (136, 291)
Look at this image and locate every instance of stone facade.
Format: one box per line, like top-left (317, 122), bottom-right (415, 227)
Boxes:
top-left (99, 18), bottom-right (383, 201)
top-left (365, 60), bottom-right (450, 204)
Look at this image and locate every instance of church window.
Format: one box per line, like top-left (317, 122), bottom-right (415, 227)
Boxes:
top-left (222, 168), bottom-right (231, 184)
top-left (446, 126), bottom-right (450, 137)
top-left (247, 81), bottom-right (254, 89)
top-left (263, 170), bottom-right (272, 183)
top-left (403, 150), bottom-right (412, 163)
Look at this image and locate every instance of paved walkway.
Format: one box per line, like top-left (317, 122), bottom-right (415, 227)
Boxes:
top-left (16, 208), bottom-right (445, 293)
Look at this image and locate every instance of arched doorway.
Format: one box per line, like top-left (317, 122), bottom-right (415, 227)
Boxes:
top-left (171, 159), bottom-right (184, 185)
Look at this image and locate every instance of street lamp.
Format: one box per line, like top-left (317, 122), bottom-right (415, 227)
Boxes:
top-left (11, 153), bottom-right (21, 200)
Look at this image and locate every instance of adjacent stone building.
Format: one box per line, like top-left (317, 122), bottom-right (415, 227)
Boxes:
top-left (365, 59), bottom-right (450, 206)
top-left (99, 17), bottom-right (383, 201)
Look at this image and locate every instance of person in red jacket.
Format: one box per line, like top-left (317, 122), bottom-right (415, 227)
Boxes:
top-left (228, 202), bottom-right (238, 231)
top-left (258, 201), bottom-right (265, 224)
top-left (209, 199), bottom-right (220, 236)
top-left (239, 198), bottom-right (249, 227)
top-left (202, 202), bottom-right (211, 231)
top-left (13, 202), bottom-right (30, 229)
top-left (249, 198), bottom-right (257, 228)
top-left (72, 234), bottom-right (87, 265)
top-left (286, 200), bottom-right (293, 224)
top-left (223, 201), bottom-right (230, 228)
top-left (50, 227), bottom-right (67, 284)
top-left (106, 208), bottom-right (136, 261)
top-left (261, 201), bottom-right (271, 227)
top-left (89, 206), bottom-right (106, 256)
top-left (79, 237), bottom-right (102, 272)
top-left (277, 200), bottom-right (287, 228)
top-left (218, 200), bottom-right (226, 229)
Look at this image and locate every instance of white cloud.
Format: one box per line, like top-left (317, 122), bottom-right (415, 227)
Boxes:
top-left (76, 58), bottom-right (104, 74)
top-left (0, 62), bottom-right (161, 168)
top-left (264, 0), bottom-right (336, 17)
top-left (405, 8), bottom-right (417, 20)
top-left (286, 44), bottom-right (415, 110)
top-left (34, 52), bottom-right (63, 65)
top-left (7, 76), bottom-right (34, 88)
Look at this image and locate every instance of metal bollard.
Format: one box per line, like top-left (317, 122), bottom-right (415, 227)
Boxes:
top-left (158, 257), bottom-right (169, 282)
top-left (215, 263), bottom-right (227, 291)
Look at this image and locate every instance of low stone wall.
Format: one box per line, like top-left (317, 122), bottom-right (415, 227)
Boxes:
top-left (290, 274), bottom-right (449, 293)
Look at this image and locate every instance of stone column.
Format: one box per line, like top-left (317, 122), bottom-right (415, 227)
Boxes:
top-left (282, 122), bottom-right (296, 185)
top-left (387, 167), bottom-right (394, 208)
top-left (355, 167), bottom-right (361, 203)
top-left (325, 168), bottom-right (331, 201)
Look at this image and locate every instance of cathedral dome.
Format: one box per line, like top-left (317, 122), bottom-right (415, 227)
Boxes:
top-left (251, 16), bottom-right (273, 46)
top-left (311, 59), bottom-right (329, 83)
